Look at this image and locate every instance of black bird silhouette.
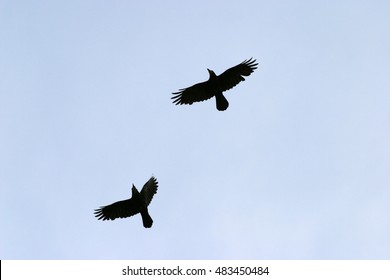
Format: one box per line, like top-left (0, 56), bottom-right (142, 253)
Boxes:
top-left (94, 176), bottom-right (158, 228)
top-left (172, 58), bottom-right (258, 111)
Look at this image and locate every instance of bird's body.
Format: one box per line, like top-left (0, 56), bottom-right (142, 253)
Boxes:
top-left (94, 176), bottom-right (158, 228)
top-left (172, 58), bottom-right (258, 111)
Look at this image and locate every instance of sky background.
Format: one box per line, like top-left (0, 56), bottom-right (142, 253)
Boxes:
top-left (1, 0), bottom-right (390, 259)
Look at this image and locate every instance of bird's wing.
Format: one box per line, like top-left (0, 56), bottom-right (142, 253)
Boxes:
top-left (171, 79), bottom-right (216, 105)
top-left (94, 198), bottom-right (139, 221)
top-left (215, 58), bottom-right (258, 92)
top-left (140, 176), bottom-right (158, 206)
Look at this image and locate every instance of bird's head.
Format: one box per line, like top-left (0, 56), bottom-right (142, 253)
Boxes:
top-left (131, 184), bottom-right (140, 195)
top-left (207, 68), bottom-right (217, 78)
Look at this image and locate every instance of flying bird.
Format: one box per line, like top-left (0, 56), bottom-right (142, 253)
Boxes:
top-left (94, 176), bottom-right (158, 228)
top-left (172, 58), bottom-right (258, 111)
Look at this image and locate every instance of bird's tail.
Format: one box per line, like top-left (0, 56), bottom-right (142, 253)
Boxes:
top-left (141, 209), bottom-right (153, 228)
top-left (215, 92), bottom-right (229, 111)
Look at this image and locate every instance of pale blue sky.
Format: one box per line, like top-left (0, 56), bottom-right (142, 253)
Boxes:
top-left (1, 0), bottom-right (390, 259)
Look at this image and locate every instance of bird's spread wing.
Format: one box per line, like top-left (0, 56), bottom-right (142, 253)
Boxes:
top-left (140, 176), bottom-right (158, 206)
top-left (171, 80), bottom-right (216, 105)
top-left (216, 58), bottom-right (258, 92)
top-left (94, 198), bottom-right (139, 221)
